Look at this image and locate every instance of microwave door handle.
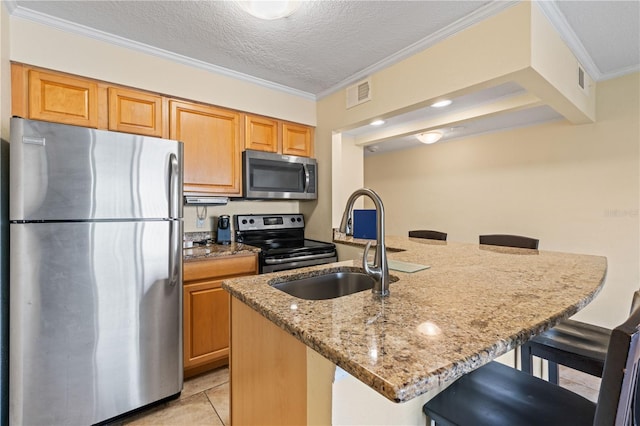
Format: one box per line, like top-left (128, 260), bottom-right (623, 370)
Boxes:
top-left (303, 164), bottom-right (311, 193)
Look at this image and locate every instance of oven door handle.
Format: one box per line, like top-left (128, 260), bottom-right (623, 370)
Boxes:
top-left (264, 252), bottom-right (336, 264)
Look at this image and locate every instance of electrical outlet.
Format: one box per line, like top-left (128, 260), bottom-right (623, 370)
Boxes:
top-left (196, 217), bottom-right (205, 228)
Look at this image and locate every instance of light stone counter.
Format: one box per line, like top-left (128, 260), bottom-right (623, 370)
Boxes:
top-left (222, 234), bottom-right (607, 403)
top-left (183, 242), bottom-right (260, 262)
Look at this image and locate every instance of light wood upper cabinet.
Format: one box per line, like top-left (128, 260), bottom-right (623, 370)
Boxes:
top-left (108, 87), bottom-right (163, 137)
top-left (183, 253), bottom-right (258, 377)
top-left (282, 122), bottom-right (314, 157)
top-left (25, 68), bottom-right (99, 128)
top-left (245, 114), bottom-right (315, 158)
top-left (170, 100), bottom-right (242, 196)
top-left (244, 114), bottom-right (279, 153)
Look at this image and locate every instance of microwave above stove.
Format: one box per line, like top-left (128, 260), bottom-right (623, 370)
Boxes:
top-left (242, 150), bottom-right (317, 200)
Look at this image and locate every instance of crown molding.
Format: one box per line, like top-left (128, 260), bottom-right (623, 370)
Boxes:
top-left (316, 1), bottom-right (519, 100)
top-left (598, 64), bottom-right (640, 82)
top-left (7, 4), bottom-right (317, 101)
top-left (534, 1), bottom-right (602, 81)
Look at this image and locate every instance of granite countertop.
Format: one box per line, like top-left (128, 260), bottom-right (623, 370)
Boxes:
top-left (222, 233), bottom-right (607, 403)
top-left (183, 242), bottom-right (261, 262)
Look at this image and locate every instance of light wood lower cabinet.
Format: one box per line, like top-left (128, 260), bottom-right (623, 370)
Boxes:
top-left (183, 253), bottom-right (258, 378)
top-left (230, 296), bottom-right (334, 425)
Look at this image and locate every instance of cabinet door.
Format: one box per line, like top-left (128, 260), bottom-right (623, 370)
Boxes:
top-left (245, 114), bottom-right (279, 153)
top-left (282, 122), bottom-right (314, 157)
top-left (170, 100), bottom-right (242, 195)
top-left (183, 254), bottom-right (257, 376)
top-left (184, 280), bottom-right (230, 369)
top-left (28, 69), bottom-right (99, 128)
top-left (108, 87), bottom-right (163, 137)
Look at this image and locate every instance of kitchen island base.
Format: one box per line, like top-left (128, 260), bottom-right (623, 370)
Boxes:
top-left (230, 296), bottom-right (453, 425)
top-left (230, 297), bottom-right (334, 425)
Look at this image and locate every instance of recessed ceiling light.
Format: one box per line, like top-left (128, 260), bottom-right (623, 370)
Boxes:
top-left (238, 1), bottom-right (300, 20)
top-left (370, 119), bottom-right (385, 126)
top-left (431, 100), bottom-right (452, 108)
top-left (416, 131), bottom-right (443, 144)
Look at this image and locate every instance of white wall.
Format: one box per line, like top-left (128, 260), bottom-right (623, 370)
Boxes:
top-left (364, 73), bottom-right (640, 328)
top-left (183, 200), bottom-right (299, 233)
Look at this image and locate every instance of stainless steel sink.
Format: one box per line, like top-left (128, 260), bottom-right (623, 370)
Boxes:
top-left (270, 268), bottom-right (398, 300)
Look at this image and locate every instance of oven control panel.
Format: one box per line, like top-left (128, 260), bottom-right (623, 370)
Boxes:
top-left (235, 214), bottom-right (304, 231)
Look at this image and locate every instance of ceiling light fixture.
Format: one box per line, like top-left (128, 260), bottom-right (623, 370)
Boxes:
top-left (238, 1), bottom-right (300, 20)
top-left (416, 131), bottom-right (443, 144)
top-left (370, 119), bottom-right (385, 126)
top-left (431, 99), bottom-right (452, 108)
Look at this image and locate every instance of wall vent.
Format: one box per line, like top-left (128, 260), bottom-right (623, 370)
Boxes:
top-left (577, 64), bottom-right (590, 95)
top-left (346, 78), bottom-right (372, 109)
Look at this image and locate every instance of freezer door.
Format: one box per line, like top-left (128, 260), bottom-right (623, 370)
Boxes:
top-left (9, 220), bottom-right (183, 426)
top-left (10, 117), bottom-right (183, 221)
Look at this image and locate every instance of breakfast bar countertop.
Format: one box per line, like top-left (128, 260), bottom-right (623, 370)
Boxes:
top-left (222, 233), bottom-right (607, 403)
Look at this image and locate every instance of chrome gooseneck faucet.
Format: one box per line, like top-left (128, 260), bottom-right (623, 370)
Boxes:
top-left (339, 188), bottom-right (390, 297)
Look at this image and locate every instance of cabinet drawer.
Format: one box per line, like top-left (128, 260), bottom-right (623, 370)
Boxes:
top-left (184, 253), bottom-right (258, 282)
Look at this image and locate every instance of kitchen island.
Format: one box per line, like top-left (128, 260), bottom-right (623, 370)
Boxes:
top-left (222, 235), bottom-right (607, 425)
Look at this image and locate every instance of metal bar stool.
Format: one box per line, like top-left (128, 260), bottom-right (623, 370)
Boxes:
top-left (423, 291), bottom-right (640, 425)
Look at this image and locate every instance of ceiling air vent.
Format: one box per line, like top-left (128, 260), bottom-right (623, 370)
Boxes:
top-left (346, 78), bottom-right (372, 109)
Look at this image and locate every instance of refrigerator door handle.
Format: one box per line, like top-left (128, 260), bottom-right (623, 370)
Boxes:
top-left (169, 220), bottom-right (183, 287)
top-left (168, 153), bottom-right (180, 219)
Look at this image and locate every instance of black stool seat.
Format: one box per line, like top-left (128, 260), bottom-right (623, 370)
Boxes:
top-left (479, 234), bottom-right (539, 249)
top-left (408, 230), bottom-right (447, 241)
top-left (424, 291), bottom-right (640, 426)
top-left (424, 361), bottom-right (596, 426)
top-left (521, 319), bottom-right (610, 381)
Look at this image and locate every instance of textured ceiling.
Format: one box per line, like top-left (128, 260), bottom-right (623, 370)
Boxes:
top-left (12, 0), bottom-right (494, 96)
top-left (11, 0), bottom-right (639, 98)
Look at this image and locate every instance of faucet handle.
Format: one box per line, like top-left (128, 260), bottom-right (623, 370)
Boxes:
top-left (362, 241), bottom-right (381, 277)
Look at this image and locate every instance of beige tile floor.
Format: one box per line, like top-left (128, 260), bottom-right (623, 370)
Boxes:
top-left (115, 367), bottom-right (230, 426)
top-left (559, 365), bottom-right (602, 402)
top-left (113, 364), bottom-right (600, 425)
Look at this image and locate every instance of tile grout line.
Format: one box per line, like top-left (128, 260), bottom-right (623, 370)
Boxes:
top-left (204, 390), bottom-right (226, 426)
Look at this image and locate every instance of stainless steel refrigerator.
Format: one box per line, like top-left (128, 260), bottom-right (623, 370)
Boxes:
top-left (9, 117), bottom-right (184, 425)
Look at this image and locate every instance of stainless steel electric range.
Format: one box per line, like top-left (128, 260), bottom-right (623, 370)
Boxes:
top-left (234, 214), bottom-right (337, 273)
